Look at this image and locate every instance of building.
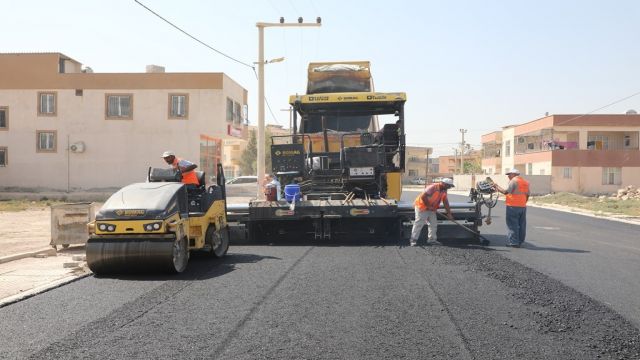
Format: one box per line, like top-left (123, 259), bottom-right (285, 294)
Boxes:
top-left (403, 146), bottom-right (434, 183)
top-left (0, 53), bottom-right (248, 191)
top-left (438, 150), bottom-right (482, 176)
top-left (481, 114), bottom-right (640, 194)
top-left (223, 124), bottom-right (290, 177)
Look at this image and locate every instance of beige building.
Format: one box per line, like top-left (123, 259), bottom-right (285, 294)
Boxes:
top-left (0, 53), bottom-right (248, 191)
top-left (223, 124), bottom-right (290, 177)
top-left (481, 114), bottom-right (640, 194)
top-left (438, 150), bottom-right (482, 176)
top-left (404, 146), bottom-right (434, 182)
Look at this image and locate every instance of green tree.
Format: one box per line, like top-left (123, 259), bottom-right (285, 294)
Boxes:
top-left (463, 159), bottom-right (482, 174)
top-left (239, 129), bottom-right (273, 175)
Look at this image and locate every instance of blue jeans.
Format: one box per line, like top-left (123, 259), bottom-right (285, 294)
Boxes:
top-left (506, 206), bottom-right (527, 245)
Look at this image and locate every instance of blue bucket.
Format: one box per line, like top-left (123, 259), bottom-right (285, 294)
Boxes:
top-left (284, 184), bottom-right (301, 203)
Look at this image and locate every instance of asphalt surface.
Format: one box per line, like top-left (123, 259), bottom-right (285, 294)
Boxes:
top-left (1, 192), bottom-right (639, 359)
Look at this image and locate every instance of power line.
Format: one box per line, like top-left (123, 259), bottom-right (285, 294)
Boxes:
top-left (134, 0), bottom-right (255, 70)
top-left (251, 68), bottom-right (280, 125)
top-left (554, 89), bottom-right (640, 126)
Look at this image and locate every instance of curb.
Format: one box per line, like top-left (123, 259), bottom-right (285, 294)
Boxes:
top-left (0, 247), bottom-right (57, 265)
top-left (0, 271), bottom-right (92, 308)
top-left (527, 202), bottom-right (640, 226)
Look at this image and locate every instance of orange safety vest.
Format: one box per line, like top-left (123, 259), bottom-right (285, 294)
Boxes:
top-left (414, 183), bottom-right (448, 211)
top-left (505, 176), bottom-right (530, 207)
top-left (172, 157), bottom-right (199, 186)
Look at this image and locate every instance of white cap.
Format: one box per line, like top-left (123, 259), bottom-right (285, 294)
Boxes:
top-left (505, 168), bottom-right (520, 175)
top-left (161, 151), bottom-right (175, 158)
top-left (440, 178), bottom-right (455, 187)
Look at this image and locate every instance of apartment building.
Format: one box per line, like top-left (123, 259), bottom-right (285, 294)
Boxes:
top-left (481, 113), bottom-right (640, 193)
top-left (403, 146), bottom-right (434, 182)
top-left (438, 150), bottom-right (482, 176)
top-left (0, 53), bottom-right (248, 191)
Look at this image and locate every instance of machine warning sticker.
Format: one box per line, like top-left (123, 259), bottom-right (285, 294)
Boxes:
top-left (350, 209), bottom-right (370, 216)
top-left (115, 209), bottom-right (146, 216)
top-left (275, 209), bottom-right (295, 216)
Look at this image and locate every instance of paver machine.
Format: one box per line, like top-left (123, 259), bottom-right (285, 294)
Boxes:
top-left (86, 164), bottom-right (230, 274)
top-left (227, 61), bottom-right (489, 243)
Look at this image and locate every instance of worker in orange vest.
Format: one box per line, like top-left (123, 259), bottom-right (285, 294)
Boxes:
top-left (410, 178), bottom-right (455, 246)
top-left (162, 151), bottom-right (200, 186)
top-left (493, 168), bottom-right (530, 248)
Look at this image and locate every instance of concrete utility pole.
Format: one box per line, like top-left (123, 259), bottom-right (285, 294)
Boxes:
top-left (459, 128), bottom-right (467, 174)
top-left (256, 17), bottom-right (321, 199)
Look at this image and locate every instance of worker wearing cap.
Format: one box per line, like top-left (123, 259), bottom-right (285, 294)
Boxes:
top-left (493, 168), bottom-right (530, 247)
top-left (410, 178), bottom-right (455, 246)
top-left (161, 151), bottom-right (199, 186)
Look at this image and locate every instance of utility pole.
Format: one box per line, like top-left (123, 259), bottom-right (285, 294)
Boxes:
top-left (256, 17), bottom-right (321, 199)
top-left (459, 128), bottom-right (467, 174)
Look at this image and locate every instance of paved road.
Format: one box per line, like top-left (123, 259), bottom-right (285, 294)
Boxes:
top-left (442, 191), bottom-right (640, 327)
top-left (1, 193), bottom-right (640, 359)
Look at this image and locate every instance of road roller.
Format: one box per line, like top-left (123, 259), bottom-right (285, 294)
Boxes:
top-left (86, 164), bottom-right (229, 275)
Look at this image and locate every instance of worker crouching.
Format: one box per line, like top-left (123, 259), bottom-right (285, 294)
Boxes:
top-left (410, 178), bottom-right (455, 246)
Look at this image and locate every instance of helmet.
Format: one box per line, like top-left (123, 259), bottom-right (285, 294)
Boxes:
top-left (440, 178), bottom-right (455, 187)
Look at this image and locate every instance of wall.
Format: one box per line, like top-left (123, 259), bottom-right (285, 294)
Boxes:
top-left (501, 127), bottom-right (515, 172)
top-left (453, 174), bottom-right (551, 195)
top-left (551, 166), bottom-right (640, 194)
top-left (0, 86), bottom-right (244, 190)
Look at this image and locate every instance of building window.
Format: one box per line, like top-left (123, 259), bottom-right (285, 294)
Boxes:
top-left (624, 135), bottom-right (631, 148)
top-left (563, 167), bottom-right (572, 179)
top-left (539, 169), bottom-right (545, 175)
top-left (169, 94), bottom-right (188, 119)
top-left (527, 163), bottom-right (532, 175)
top-left (587, 135), bottom-right (609, 150)
top-left (0, 147), bottom-right (6, 166)
top-left (38, 92), bottom-right (57, 116)
top-left (36, 130), bottom-right (57, 152)
top-left (226, 98), bottom-right (234, 122)
top-left (233, 101), bottom-right (242, 124)
top-left (0, 107), bottom-right (7, 130)
top-left (75, 89), bottom-right (83, 96)
top-left (106, 94), bottom-right (133, 119)
top-left (505, 140), bottom-right (511, 156)
top-left (602, 167), bottom-right (621, 185)
top-left (408, 170), bottom-right (417, 177)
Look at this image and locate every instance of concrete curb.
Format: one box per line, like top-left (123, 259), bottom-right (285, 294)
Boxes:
top-left (0, 271), bottom-right (92, 308)
top-left (0, 247), bottom-right (57, 265)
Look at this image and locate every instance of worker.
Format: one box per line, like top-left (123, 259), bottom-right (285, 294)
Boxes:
top-left (493, 168), bottom-right (530, 248)
top-left (263, 174), bottom-right (282, 201)
top-left (161, 151), bottom-right (199, 186)
top-left (409, 178), bottom-right (455, 246)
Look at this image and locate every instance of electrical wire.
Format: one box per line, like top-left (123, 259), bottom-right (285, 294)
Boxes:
top-left (134, 0), bottom-right (255, 70)
top-left (552, 89), bottom-right (640, 126)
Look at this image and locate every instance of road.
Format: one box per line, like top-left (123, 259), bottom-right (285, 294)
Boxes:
top-left (1, 192), bottom-right (639, 359)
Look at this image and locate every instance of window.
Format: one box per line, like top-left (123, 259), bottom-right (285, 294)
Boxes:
top-left (505, 140), bottom-right (511, 156)
top-left (0, 147), bottom-right (6, 166)
top-left (624, 135), bottom-right (631, 148)
top-left (226, 98), bottom-right (234, 122)
top-left (563, 167), bottom-right (572, 179)
top-left (169, 94), bottom-right (188, 119)
top-left (75, 89), bottom-right (83, 96)
top-left (588, 135), bottom-right (609, 150)
top-left (38, 92), bottom-right (56, 116)
top-left (408, 170), bottom-right (417, 177)
top-left (36, 130), bottom-right (57, 152)
top-left (234, 101), bottom-right (242, 124)
top-left (527, 163), bottom-right (532, 175)
top-left (0, 107), bottom-right (7, 130)
top-left (539, 169), bottom-right (545, 175)
top-left (106, 94), bottom-right (133, 119)
top-left (602, 167), bottom-right (621, 185)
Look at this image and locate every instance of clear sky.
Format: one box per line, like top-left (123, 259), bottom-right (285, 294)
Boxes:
top-left (3, 0), bottom-right (640, 155)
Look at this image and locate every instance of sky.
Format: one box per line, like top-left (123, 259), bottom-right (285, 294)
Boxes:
top-left (3, 0), bottom-right (640, 156)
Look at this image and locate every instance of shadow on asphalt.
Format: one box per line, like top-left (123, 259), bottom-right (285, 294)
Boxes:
top-left (92, 252), bottom-right (281, 281)
top-left (234, 236), bottom-right (491, 249)
top-left (479, 234), bottom-right (590, 254)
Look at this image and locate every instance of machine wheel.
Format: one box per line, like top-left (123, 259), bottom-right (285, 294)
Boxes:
top-left (171, 237), bottom-right (189, 273)
top-left (206, 225), bottom-right (229, 258)
top-left (62, 244), bottom-right (70, 249)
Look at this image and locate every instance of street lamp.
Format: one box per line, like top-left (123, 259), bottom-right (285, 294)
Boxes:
top-left (255, 18), bottom-right (321, 199)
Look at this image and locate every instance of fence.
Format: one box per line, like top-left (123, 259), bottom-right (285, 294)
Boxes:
top-left (453, 174), bottom-right (551, 195)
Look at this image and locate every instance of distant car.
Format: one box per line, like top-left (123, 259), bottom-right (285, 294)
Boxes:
top-left (411, 177), bottom-right (426, 185)
top-left (225, 176), bottom-right (258, 197)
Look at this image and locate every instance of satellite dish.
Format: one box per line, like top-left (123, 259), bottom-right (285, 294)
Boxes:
top-left (626, 109), bottom-right (637, 115)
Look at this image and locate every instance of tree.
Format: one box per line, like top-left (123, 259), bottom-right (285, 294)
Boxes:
top-left (239, 128), bottom-right (273, 175)
top-left (463, 159), bottom-right (482, 174)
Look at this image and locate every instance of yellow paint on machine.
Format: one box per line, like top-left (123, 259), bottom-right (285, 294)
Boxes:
top-left (386, 172), bottom-right (402, 200)
top-left (289, 92), bottom-right (407, 104)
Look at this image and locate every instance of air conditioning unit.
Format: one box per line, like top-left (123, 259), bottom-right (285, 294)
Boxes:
top-left (70, 141), bottom-right (85, 153)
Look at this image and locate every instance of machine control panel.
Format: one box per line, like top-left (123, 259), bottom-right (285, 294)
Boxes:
top-left (272, 144), bottom-right (305, 173)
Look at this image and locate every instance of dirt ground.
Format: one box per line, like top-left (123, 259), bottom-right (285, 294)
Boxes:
top-left (0, 207), bottom-right (51, 258)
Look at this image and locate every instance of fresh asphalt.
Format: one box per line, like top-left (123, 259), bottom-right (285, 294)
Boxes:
top-left (0, 192), bottom-right (639, 359)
